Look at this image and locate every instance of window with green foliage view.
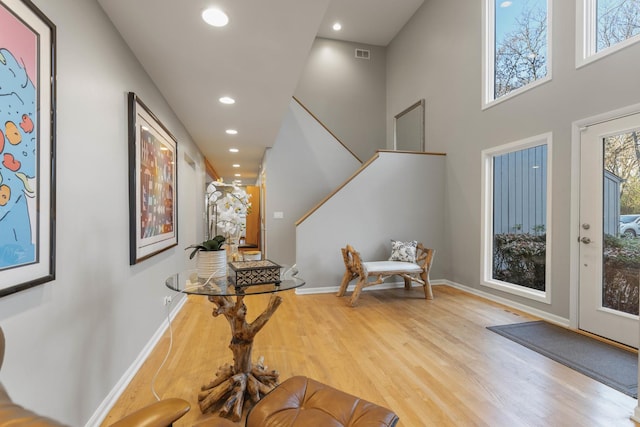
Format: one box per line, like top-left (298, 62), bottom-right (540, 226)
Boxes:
top-left (481, 134), bottom-right (552, 303)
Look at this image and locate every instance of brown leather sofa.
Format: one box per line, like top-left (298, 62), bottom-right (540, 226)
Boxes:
top-left (0, 327), bottom-right (190, 427)
top-left (246, 376), bottom-right (399, 427)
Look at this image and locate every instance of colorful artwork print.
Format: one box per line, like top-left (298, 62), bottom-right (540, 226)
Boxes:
top-left (140, 126), bottom-right (175, 238)
top-left (0, 4), bottom-right (38, 271)
top-left (129, 92), bottom-right (177, 264)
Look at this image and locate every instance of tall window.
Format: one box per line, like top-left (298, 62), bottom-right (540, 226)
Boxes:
top-left (578, 0), bottom-right (640, 65)
top-left (481, 133), bottom-right (552, 302)
top-left (483, 0), bottom-right (551, 107)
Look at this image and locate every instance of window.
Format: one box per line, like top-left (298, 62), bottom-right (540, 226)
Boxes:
top-left (483, 0), bottom-right (552, 107)
top-left (481, 133), bottom-right (552, 303)
top-left (577, 0), bottom-right (640, 66)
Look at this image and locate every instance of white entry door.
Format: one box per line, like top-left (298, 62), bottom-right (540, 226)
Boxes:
top-left (579, 112), bottom-right (640, 348)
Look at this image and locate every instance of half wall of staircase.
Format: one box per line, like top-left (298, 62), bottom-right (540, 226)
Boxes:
top-left (296, 151), bottom-right (447, 291)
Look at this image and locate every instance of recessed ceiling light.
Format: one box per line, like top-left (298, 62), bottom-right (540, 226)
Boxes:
top-left (226, 129), bottom-right (238, 135)
top-left (234, 173), bottom-right (241, 177)
top-left (232, 164), bottom-right (240, 168)
top-left (333, 22), bottom-right (342, 31)
top-left (202, 8), bottom-right (229, 27)
top-left (219, 96), bottom-right (235, 104)
top-left (229, 148), bottom-right (239, 153)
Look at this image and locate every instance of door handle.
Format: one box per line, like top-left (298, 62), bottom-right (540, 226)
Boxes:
top-left (580, 237), bottom-right (591, 244)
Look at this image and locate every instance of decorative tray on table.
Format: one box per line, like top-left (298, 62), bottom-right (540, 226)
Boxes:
top-left (228, 259), bottom-right (282, 286)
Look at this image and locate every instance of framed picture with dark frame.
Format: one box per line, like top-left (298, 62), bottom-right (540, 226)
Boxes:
top-left (0, 0), bottom-right (56, 298)
top-left (128, 92), bottom-right (178, 265)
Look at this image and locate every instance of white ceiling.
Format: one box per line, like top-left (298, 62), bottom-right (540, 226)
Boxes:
top-left (97, 0), bottom-right (424, 183)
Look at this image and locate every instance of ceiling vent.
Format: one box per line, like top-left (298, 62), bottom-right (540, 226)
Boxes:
top-left (355, 48), bottom-right (370, 60)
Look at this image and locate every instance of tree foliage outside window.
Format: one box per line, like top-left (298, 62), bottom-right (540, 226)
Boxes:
top-left (597, 0), bottom-right (640, 51)
top-left (494, 0), bottom-right (548, 98)
top-left (604, 131), bottom-right (640, 213)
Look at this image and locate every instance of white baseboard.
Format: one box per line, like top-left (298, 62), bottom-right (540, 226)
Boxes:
top-left (85, 295), bottom-right (187, 427)
top-left (295, 279), bottom-right (411, 295)
top-left (297, 278), bottom-right (570, 327)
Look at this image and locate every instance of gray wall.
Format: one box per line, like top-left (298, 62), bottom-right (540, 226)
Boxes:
top-left (296, 152), bottom-right (446, 289)
top-left (265, 99), bottom-right (361, 266)
top-left (386, 0), bottom-right (640, 318)
top-left (294, 38), bottom-right (387, 162)
top-left (0, 0), bottom-right (205, 424)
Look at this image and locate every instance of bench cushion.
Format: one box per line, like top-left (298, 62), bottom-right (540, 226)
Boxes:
top-left (363, 261), bottom-right (422, 274)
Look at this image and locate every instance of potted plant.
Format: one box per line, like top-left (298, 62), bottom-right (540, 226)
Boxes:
top-left (186, 235), bottom-right (227, 279)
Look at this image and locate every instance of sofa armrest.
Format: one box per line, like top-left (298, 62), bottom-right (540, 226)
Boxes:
top-left (108, 398), bottom-right (190, 427)
top-left (0, 383), bottom-right (68, 426)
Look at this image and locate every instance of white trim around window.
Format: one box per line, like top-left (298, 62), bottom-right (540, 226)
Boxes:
top-left (480, 132), bottom-right (553, 303)
top-left (482, 0), bottom-right (553, 109)
top-left (576, 0), bottom-right (640, 68)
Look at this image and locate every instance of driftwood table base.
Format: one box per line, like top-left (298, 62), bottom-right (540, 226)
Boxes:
top-left (198, 293), bottom-right (282, 421)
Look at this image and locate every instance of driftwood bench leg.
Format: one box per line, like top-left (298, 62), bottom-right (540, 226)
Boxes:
top-left (338, 245), bottom-right (358, 297)
top-left (422, 271), bottom-right (433, 300)
top-left (337, 269), bottom-right (355, 297)
top-left (349, 279), bottom-right (367, 307)
top-left (420, 247), bottom-right (435, 300)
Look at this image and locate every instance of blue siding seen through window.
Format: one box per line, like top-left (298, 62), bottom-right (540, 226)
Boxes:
top-left (493, 145), bottom-right (547, 234)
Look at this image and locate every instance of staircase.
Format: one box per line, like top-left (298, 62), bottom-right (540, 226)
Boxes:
top-left (264, 98), bottom-right (447, 293)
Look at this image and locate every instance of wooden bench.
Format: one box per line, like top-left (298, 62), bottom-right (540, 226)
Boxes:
top-left (337, 243), bottom-right (435, 306)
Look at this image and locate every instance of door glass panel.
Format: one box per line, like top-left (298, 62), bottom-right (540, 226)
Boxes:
top-left (603, 130), bottom-right (640, 315)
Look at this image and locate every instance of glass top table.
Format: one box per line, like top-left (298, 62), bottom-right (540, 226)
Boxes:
top-left (165, 268), bottom-right (304, 297)
top-left (164, 266), bottom-right (304, 421)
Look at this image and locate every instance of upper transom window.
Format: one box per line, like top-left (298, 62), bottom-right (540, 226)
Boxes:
top-left (483, 0), bottom-right (552, 107)
top-left (577, 0), bottom-right (640, 66)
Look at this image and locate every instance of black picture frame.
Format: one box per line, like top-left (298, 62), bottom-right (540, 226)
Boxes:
top-left (0, 0), bottom-right (56, 298)
top-left (128, 92), bottom-right (178, 265)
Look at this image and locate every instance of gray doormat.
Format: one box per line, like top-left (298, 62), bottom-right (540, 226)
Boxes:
top-left (487, 321), bottom-right (638, 398)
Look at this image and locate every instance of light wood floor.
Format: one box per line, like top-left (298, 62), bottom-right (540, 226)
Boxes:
top-left (102, 285), bottom-right (639, 426)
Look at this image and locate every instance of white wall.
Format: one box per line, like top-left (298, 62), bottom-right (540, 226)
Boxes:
top-left (296, 152), bottom-right (447, 289)
top-left (265, 99), bottom-right (361, 266)
top-left (294, 38), bottom-right (387, 162)
top-left (0, 0), bottom-right (205, 424)
top-left (386, 0), bottom-right (640, 318)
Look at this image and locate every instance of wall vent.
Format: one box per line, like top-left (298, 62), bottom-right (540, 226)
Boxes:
top-left (355, 48), bottom-right (370, 60)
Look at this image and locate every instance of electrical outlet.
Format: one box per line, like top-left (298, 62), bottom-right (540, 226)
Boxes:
top-left (163, 296), bottom-right (172, 306)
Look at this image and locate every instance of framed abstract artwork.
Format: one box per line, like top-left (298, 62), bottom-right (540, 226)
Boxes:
top-left (128, 92), bottom-right (178, 265)
top-left (0, 0), bottom-right (56, 297)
